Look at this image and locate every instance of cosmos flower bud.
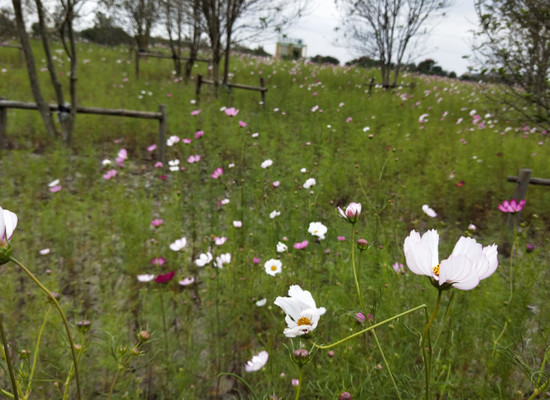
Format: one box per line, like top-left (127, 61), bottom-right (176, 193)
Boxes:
top-left (138, 330), bottom-right (151, 342)
top-left (357, 238), bottom-right (369, 251)
top-left (76, 320), bottom-right (91, 334)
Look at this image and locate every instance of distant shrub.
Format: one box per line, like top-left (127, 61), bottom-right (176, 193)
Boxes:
top-left (309, 55), bottom-right (340, 65)
top-left (80, 26), bottom-right (132, 46)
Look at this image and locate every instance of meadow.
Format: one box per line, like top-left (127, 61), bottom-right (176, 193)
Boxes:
top-left (0, 41), bottom-right (549, 399)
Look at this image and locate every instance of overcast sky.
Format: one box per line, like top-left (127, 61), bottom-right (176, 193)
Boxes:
top-left (256, 1), bottom-right (478, 75)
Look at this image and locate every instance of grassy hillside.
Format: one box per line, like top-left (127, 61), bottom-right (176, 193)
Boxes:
top-left (0, 41), bottom-right (549, 399)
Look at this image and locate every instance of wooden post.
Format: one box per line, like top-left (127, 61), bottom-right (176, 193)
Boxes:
top-left (158, 104), bottom-right (166, 164)
top-left (196, 74), bottom-right (203, 97)
top-left (0, 97), bottom-right (6, 149)
top-left (508, 168), bottom-right (532, 228)
top-left (135, 51), bottom-right (140, 80)
top-left (368, 77), bottom-right (375, 95)
top-left (260, 77), bottom-right (266, 108)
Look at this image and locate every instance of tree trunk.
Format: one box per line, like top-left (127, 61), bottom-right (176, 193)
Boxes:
top-left (12, 0), bottom-right (58, 139)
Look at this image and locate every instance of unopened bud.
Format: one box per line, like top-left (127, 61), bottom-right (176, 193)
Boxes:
top-left (356, 239), bottom-right (369, 251)
top-left (132, 347), bottom-right (140, 355)
top-left (138, 330), bottom-right (151, 342)
top-left (293, 349), bottom-right (309, 359)
top-left (76, 320), bottom-right (91, 334)
top-left (339, 392), bottom-right (352, 400)
top-left (48, 292), bottom-right (61, 304)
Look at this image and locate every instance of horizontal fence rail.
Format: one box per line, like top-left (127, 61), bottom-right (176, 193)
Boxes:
top-left (196, 74), bottom-right (267, 107)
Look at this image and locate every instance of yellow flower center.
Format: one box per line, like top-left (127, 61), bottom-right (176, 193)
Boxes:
top-left (271, 265), bottom-right (277, 271)
top-left (297, 317), bottom-right (311, 326)
top-left (433, 264), bottom-right (440, 276)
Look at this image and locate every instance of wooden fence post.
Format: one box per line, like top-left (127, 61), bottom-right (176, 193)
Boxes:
top-left (508, 168), bottom-right (532, 228)
top-left (0, 97), bottom-right (6, 149)
top-left (158, 104), bottom-right (166, 164)
top-left (196, 74), bottom-right (203, 97)
top-left (260, 77), bottom-right (266, 108)
top-left (135, 51), bottom-right (140, 80)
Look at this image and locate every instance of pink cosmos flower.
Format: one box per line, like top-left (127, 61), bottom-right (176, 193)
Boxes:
top-left (195, 130), bottom-right (204, 139)
top-left (151, 257), bottom-right (166, 266)
top-left (182, 138), bottom-right (192, 144)
top-left (154, 162), bottom-right (163, 168)
top-left (392, 262), bottom-right (405, 274)
top-left (214, 236), bottom-right (227, 246)
top-left (337, 236), bottom-right (346, 241)
top-left (147, 144), bottom-right (157, 152)
top-left (238, 121), bottom-right (247, 127)
top-left (211, 167), bottom-right (223, 179)
top-left (498, 199), bottom-right (526, 213)
top-left (48, 179), bottom-right (62, 192)
top-left (233, 220), bottom-right (242, 228)
top-left (187, 155), bottom-right (201, 163)
top-left (116, 149), bottom-right (128, 167)
top-left (272, 181), bottom-right (280, 188)
top-left (151, 219), bottom-right (163, 227)
top-left (293, 240), bottom-right (309, 249)
top-left (225, 107), bottom-right (239, 117)
top-left (337, 202), bottom-right (362, 224)
top-left (191, 109), bottom-right (201, 116)
top-left (155, 271), bottom-right (175, 283)
top-left (253, 257), bottom-right (260, 264)
top-left (103, 169), bottom-right (117, 180)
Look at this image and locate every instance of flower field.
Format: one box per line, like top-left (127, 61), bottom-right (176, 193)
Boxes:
top-left (1, 42), bottom-right (550, 399)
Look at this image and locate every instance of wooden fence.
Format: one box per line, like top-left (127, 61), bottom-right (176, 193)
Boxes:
top-left (195, 74), bottom-right (267, 107)
top-left (133, 50), bottom-right (210, 79)
top-left (367, 77), bottom-right (416, 94)
top-left (0, 99), bottom-right (167, 162)
top-left (0, 43), bottom-right (23, 65)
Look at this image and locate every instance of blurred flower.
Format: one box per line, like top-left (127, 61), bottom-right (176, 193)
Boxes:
top-left (337, 202), bottom-right (362, 224)
top-left (225, 107), bottom-right (239, 117)
top-left (102, 159), bottom-right (112, 166)
top-left (187, 155), bottom-right (201, 163)
top-left (355, 312), bottom-right (373, 323)
top-left (151, 219), bottom-right (163, 227)
top-left (265, 259), bottom-right (283, 276)
top-left (0, 207), bottom-right (17, 248)
top-left (337, 236), bottom-right (346, 241)
top-left (155, 271), bottom-right (175, 283)
top-left (214, 236), bottom-right (227, 246)
top-left (39, 248), bottom-right (50, 255)
top-left (116, 149), bottom-right (127, 167)
top-left (233, 220), bottom-right (242, 228)
top-left (147, 144), bottom-right (157, 152)
top-left (214, 253), bottom-right (231, 268)
top-left (245, 350), bottom-right (268, 372)
top-left (137, 274), bottom-right (155, 282)
top-left (253, 257), bottom-right (260, 264)
top-left (194, 130), bottom-right (204, 139)
top-left (392, 262), bottom-right (405, 274)
top-left (195, 252), bottom-right (213, 267)
top-left (293, 240), bottom-right (308, 249)
top-left (276, 242), bottom-right (288, 253)
top-left (292, 379), bottom-right (300, 387)
top-left (151, 257), bottom-right (166, 266)
top-left (422, 204), bottom-right (437, 218)
top-left (270, 210), bottom-right (281, 219)
top-left (190, 109), bottom-right (201, 116)
top-left (272, 181), bottom-right (280, 187)
top-left (498, 199), bottom-right (526, 213)
top-left (403, 230), bottom-right (498, 290)
top-left (169, 237), bottom-right (187, 251)
top-left (168, 159), bottom-right (180, 171)
top-left (166, 135), bottom-right (180, 146)
top-left (256, 298), bottom-right (267, 306)
top-left (308, 222), bottom-right (327, 240)
top-left (526, 243), bottom-right (535, 253)
top-left (48, 179), bottom-right (62, 192)
top-left (303, 178), bottom-right (316, 189)
top-left (468, 224), bottom-right (477, 231)
top-left (239, 121), bottom-right (247, 127)
top-left (274, 285), bottom-right (326, 337)
top-left (211, 167), bottom-right (223, 179)
top-left (178, 276), bottom-right (195, 286)
top-left (103, 169), bottom-right (117, 180)
top-left (261, 159), bottom-right (273, 169)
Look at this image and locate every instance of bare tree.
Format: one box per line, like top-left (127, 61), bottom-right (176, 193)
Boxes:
top-left (472, 0), bottom-right (550, 128)
top-left (337, 0), bottom-right (451, 86)
top-left (201, 0), bottom-right (310, 86)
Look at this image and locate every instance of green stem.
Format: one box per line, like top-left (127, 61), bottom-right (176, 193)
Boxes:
top-left (0, 314), bottom-right (19, 400)
top-left (507, 219), bottom-right (517, 304)
top-left (421, 289), bottom-right (443, 400)
top-left (314, 304), bottom-right (426, 350)
top-left (294, 365), bottom-right (303, 400)
top-left (350, 226), bottom-right (366, 313)
top-left (371, 329), bottom-right (402, 400)
top-left (62, 332), bottom-right (86, 400)
top-left (433, 289), bottom-right (456, 351)
top-left (10, 257), bottom-right (81, 400)
top-left (25, 305), bottom-right (52, 398)
top-left (107, 366), bottom-right (124, 400)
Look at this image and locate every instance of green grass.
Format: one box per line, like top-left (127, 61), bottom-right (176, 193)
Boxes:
top-left (0, 41), bottom-right (549, 399)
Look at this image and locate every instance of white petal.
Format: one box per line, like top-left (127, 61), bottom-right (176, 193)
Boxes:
top-left (439, 255), bottom-right (480, 290)
top-left (2, 208), bottom-right (17, 241)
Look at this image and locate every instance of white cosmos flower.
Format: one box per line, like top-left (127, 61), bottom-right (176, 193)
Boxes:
top-left (270, 210), bottom-right (281, 219)
top-left (276, 242), bottom-right (287, 253)
top-left (303, 178), bottom-right (316, 189)
top-left (422, 204), bottom-right (438, 218)
top-left (261, 159), bottom-right (273, 169)
top-left (195, 252), bottom-right (213, 267)
top-left (256, 298), bottom-right (267, 307)
top-left (274, 285), bottom-right (326, 337)
top-left (214, 253), bottom-right (231, 268)
top-left (264, 259), bottom-right (282, 276)
top-left (0, 207), bottom-right (18, 244)
top-left (403, 230), bottom-right (498, 290)
top-left (308, 222), bottom-right (327, 240)
top-left (48, 179), bottom-right (60, 188)
top-left (137, 274), bottom-right (155, 282)
top-left (245, 350), bottom-right (269, 372)
top-left (168, 159), bottom-right (180, 171)
top-left (169, 237), bottom-right (187, 251)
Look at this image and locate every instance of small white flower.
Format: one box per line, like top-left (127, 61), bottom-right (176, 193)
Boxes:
top-left (39, 248), bottom-right (50, 255)
top-left (274, 285), bottom-right (326, 337)
top-left (195, 252), bottom-right (213, 267)
top-left (256, 298), bottom-right (267, 307)
top-left (303, 178), bottom-right (316, 189)
top-left (169, 237), bottom-right (187, 251)
top-left (300, 168), bottom-right (307, 173)
top-left (468, 224), bottom-right (477, 232)
top-left (48, 179), bottom-right (60, 187)
top-left (245, 350), bottom-right (269, 372)
top-left (0, 207), bottom-right (17, 244)
top-left (137, 274), bottom-right (155, 282)
top-left (214, 236), bottom-right (227, 246)
top-left (166, 135), bottom-right (180, 146)
top-left (264, 259), bottom-right (283, 276)
top-left (276, 242), bottom-right (287, 253)
top-left (168, 159), bottom-right (180, 171)
top-left (270, 210), bottom-right (281, 219)
top-left (220, 198), bottom-right (230, 205)
top-left (308, 222), bottom-right (327, 240)
top-left (422, 204), bottom-right (438, 218)
top-left (214, 253), bottom-right (231, 268)
top-left (102, 159), bottom-right (112, 166)
top-left (261, 159), bottom-right (273, 169)
top-left (233, 220), bottom-right (242, 228)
